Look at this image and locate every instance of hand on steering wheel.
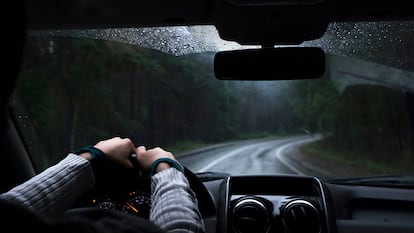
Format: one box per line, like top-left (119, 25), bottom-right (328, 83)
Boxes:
top-left (76, 137), bottom-right (215, 219)
top-left (92, 137), bottom-right (182, 178)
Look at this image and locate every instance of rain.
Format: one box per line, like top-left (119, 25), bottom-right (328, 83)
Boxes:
top-left (303, 21), bottom-right (414, 72)
top-left (28, 26), bottom-right (240, 56)
top-left (29, 21), bottom-right (414, 71)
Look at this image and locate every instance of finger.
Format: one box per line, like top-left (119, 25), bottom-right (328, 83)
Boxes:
top-left (149, 147), bottom-right (163, 153)
top-left (137, 146), bottom-right (146, 154)
top-left (122, 138), bottom-right (136, 153)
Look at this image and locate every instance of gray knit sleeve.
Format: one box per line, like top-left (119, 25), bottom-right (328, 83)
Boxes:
top-left (0, 153), bottom-right (95, 219)
top-left (150, 168), bottom-right (205, 233)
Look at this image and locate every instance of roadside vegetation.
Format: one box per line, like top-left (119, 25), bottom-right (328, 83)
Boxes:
top-left (303, 142), bottom-right (403, 176)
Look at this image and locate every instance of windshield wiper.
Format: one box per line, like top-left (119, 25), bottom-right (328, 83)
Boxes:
top-left (324, 175), bottom-right (414, 189)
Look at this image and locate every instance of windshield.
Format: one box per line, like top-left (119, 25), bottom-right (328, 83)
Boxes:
top-left (12, 22), bottom-right (414, 179)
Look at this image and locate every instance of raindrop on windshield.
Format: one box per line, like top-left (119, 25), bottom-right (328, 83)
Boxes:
top-left (302, 21), bottom-right (414, 72)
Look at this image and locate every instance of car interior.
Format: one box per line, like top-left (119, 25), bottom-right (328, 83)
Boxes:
top-left (2, 1), bottom-right (414, 233)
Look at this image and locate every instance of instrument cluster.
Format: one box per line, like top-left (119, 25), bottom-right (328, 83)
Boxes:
top-left (89, 190), bottom-right (152, 218)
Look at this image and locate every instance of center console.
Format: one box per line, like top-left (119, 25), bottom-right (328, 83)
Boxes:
top-left (216, 175), bottom-right (332, 233)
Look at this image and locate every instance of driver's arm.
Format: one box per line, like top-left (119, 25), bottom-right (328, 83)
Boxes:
top-left (136, 146), bottom-right (205, 233)
top-left (0, 137), bottom-right (205, 233)
top-left (150, 168), bottom-right (205, 233)
top-left (0, 153), bottom-right (95, 218)
top-left (0, 137), bottom-right (135, 219)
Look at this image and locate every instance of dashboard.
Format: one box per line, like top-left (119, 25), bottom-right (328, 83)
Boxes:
top-left (202, 174), bottom-right (414, 233)
top-left (74, 169), bottom-right (414, 233)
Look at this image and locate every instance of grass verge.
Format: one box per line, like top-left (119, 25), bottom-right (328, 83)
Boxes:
top-left (303, 142), bottom-right (399, 175)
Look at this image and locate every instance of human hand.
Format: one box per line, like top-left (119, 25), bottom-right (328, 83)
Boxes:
top-left (93, 137), bottom-right (137, 169)
top-left (135, 146), bottom-right (182, 175)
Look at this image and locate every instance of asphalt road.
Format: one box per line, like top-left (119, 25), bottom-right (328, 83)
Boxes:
top-left (178, 134), bottom-right (321, 176)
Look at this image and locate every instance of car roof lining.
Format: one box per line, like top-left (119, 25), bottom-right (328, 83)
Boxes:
top-left (23, 0), bottom-right (414, 47)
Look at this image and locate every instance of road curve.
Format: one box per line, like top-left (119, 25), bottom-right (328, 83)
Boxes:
top-left (178, 134), bottom-right (321, 176)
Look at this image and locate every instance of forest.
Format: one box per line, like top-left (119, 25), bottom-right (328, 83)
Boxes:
top-left (15, 35), bottom-right (414, 171)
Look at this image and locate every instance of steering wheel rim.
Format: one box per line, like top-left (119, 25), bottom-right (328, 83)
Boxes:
top-left (73, 161), bottom-right (216, 218)
top-left (184, 166), bottom-right (216, 217)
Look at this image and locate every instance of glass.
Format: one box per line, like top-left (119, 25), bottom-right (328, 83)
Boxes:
top-left (12, 23), bottom-right (414, 177)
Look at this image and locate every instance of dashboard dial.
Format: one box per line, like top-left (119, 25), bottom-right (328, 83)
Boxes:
top-left (95, 200), bottom-right (118, 210)
top-left (91, 196), bottom-right (119, 210)
top-left (88, 190), bottom-right (152, 218)
top-left (121, 191), bottom-right (152, 218)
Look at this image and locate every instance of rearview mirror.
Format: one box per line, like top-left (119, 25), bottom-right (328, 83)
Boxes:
top-left (214, 47), bottom-right (325, 80)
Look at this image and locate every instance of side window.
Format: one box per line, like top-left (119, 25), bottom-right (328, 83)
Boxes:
top-left (10, 94), bottom-right (51, 171)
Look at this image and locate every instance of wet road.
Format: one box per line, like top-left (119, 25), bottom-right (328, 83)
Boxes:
top-left (178, 134), bottom-right (321, 176)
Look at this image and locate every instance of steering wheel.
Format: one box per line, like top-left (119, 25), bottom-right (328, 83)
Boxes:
top-left (72, 159), bottom-right (216, 219)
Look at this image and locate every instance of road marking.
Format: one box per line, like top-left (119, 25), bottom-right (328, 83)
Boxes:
top-left (275, 136), bottom-right (322, 176)
top-left (197, 143), bottom-right (262, 172)
top-left (197, 135), bottom-right (321, 174)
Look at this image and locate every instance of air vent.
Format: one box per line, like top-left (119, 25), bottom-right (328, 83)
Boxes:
top-left (281, 199), bottom-right (322, 233)
top-left (230, 195), bottom-right (273, 233)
